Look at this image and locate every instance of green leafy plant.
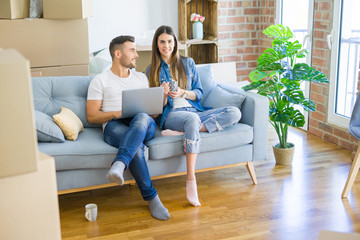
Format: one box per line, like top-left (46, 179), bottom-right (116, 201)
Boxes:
top-left (243, 24), bottom-right (329, 149)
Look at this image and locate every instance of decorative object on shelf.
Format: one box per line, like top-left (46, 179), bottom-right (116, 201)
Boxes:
top-left (190, 13), bottom-right (205, 40)
top-left (242, 24), bottom-right (329, 165)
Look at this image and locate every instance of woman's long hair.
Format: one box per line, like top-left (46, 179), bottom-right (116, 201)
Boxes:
top-left (148, 25), bottom-right (187, 89)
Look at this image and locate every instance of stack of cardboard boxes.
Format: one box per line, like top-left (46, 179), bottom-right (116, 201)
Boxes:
top-left (0, 0), bottom-right (92, 77)
top-left (0, 49), bottom-right (61, 240)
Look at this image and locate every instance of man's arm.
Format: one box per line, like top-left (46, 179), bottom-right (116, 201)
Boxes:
top-left (87, 100), bottom-right (122, 124)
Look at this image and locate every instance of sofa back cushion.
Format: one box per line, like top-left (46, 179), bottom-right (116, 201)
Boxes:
top-left (196, 64), bottom-right (217, 104)
top-left (32, 76), bottom-right (99, 128)
top-left (196, 63), bottom-right (246, 110)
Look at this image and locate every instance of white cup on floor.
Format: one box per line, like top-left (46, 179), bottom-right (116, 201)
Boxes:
top-left (85, 203), bottom-right (98, 222)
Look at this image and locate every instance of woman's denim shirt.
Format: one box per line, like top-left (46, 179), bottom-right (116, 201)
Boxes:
top-left (146, 57), bottom-right (207, 128)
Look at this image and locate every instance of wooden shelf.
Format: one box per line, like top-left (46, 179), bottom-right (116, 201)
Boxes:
top-left (188, 43), bottom-right (218, 64)
top-left (183, 38), bottom-right (218, 46)
top-left (178, 0), bottom-right (218, 63)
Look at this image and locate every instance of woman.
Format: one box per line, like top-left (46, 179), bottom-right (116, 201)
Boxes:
top-left (146, 25), bottom-right (241, 207)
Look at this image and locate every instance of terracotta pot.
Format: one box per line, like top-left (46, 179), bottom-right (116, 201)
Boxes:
top-left (272, 143), bottom-right (295, 165)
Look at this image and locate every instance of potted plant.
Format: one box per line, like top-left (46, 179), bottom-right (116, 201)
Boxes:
top-left (242, 24), bottom-right (329, 165)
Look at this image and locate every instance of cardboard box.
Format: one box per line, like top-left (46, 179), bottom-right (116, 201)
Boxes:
top-left (0, 18), bottom-right (89, 67)
top-left (318, 230), bottom-right (360, 240)
top-left (0, 0), bottom-right (29, 19)
top-left (31, 64), bottom-right (89, 77)
top-left (43, 0), bottom-right (92, 19)
top-left (0, 49), bottom-right (38, 178)
top-left (0, 152), bottom-right (61, 240)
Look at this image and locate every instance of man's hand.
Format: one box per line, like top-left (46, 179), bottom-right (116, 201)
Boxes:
top-left (113, 110), bottom-right (122, 119)
top-left (87, 100), bottom-right (122, 124)
top-left (150, 114), bottom-right (159, 119)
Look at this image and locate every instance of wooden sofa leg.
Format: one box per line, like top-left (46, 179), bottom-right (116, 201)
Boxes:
top-left (246, 162), bottom-right (258, 185)
top-left (342, 146), bottom-right (360, 197)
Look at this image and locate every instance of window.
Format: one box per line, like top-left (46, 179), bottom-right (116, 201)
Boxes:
top-left (276, 0), bottom-right (314, 130)
top-left (328, 0), bottom-right (360, 128)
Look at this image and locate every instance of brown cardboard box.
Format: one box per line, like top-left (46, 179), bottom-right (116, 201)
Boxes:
top-left (31, 64), bottom-right (89, 77)
top-left (0, 152), bottom-right (61, 240)
top-left (0, 18), bottom-right (89, 67)
top-left (318, 230), bottom-right (360, 240)
top-left (0, 49), bottom-right (38, 178)
top-left (0, 0), bottom-right (29, 19)
top-left (43, 0), bottom-right (92, 19)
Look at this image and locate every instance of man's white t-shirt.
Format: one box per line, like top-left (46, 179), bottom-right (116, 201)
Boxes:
top-left (87, 69), bottom-right (149, 113)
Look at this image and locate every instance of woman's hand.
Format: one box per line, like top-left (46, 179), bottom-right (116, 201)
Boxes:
top-left (168, 88), bottom-right (186, 99)
top-left (160, 82), bottom-right (169, 107)
top-left (161, 82), bottom-right (170, 95)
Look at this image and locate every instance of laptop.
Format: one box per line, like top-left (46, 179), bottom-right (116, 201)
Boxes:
top-left (121, 87), bottom-right (164, 118)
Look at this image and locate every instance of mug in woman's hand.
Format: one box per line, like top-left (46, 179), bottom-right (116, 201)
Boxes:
top-left (169, 80), bottom-right (178, 92)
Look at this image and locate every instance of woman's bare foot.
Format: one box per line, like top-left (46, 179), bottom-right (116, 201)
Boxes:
top-left (161, 129), bottom-right (184, 136)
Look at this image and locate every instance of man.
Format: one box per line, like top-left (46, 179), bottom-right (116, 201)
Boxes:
top-left (87, 35), bottom-right (170, 220)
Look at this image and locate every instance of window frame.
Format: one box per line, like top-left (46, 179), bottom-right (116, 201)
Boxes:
top-left (327, 0), bottom-right (351, 129)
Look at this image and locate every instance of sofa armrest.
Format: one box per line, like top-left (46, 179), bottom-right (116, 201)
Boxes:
top-left (219, 82), bottom-right (269, 161)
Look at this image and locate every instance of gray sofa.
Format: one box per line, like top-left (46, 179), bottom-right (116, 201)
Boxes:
top-left (32, 63), bottom-right (269, 192)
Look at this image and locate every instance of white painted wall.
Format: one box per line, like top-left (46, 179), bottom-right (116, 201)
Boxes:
top-left (88, 0), bottom-right (178, 53)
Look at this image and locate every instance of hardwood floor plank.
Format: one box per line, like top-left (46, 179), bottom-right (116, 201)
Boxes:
top-left (59, 126), bottom-right (360, 240)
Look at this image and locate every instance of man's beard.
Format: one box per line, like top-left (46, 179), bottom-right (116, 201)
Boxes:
top-left (120, 58), bottom-right (136, 69)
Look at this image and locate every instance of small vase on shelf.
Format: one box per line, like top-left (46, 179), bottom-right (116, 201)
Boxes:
top-left (192, 21), bottom-right (203, 40)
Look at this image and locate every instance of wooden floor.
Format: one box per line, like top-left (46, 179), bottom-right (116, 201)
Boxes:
top-left (59, 127), bottom-right (360, 240)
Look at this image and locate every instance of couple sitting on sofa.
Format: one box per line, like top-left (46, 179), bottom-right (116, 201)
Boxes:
top-left (87, 25), bottom-right (241, 221)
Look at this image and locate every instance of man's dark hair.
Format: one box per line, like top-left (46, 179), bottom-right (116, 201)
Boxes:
top-left (109, 35), bottom-right (135, 60)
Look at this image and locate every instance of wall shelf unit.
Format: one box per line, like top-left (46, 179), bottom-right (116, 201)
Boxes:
top-left (178, 0), bottom-right (218, 64)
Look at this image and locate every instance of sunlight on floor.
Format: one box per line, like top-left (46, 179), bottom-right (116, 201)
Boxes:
top-left (267, 125), bottom-right (359, 236)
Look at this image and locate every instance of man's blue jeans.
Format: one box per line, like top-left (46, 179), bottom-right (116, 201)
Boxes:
top-left (104, 113), bottom-right (157, 201)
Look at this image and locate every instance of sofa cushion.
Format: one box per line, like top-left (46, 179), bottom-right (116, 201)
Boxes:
top-left (147, 123), bottom-right (253, 160)
top-left (53, 107), bottom-right (84, 141)
top-left (31, 76), bottom-right (99, 128)
top-left (203, 85), bottom-right (246, 109)
top-left (197, 64), bottom-right (217, 104)
top-left (35, 110), bottom-right (65, 143)
top-left (38, 128), bottom-right (148, 171)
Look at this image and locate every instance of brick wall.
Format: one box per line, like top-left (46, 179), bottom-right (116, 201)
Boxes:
top-left (218, 0), bottom-right (275, 82)
top-left (258, 0), bottom-right (275, 52)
